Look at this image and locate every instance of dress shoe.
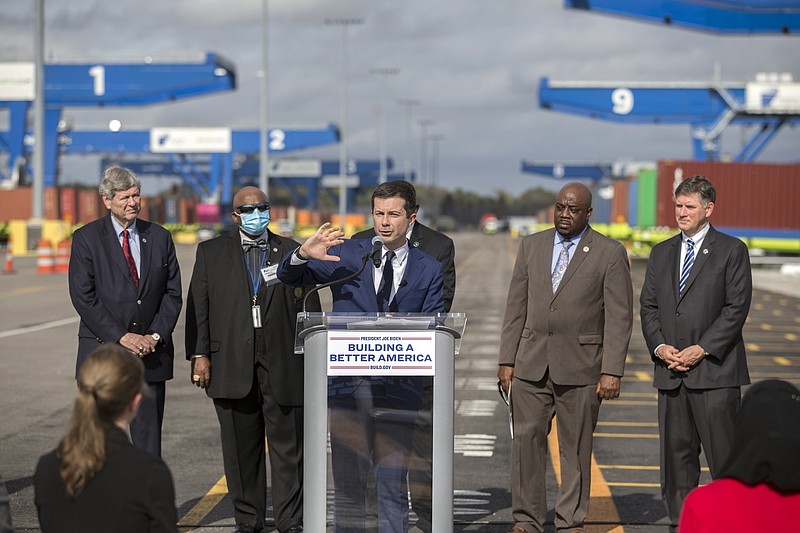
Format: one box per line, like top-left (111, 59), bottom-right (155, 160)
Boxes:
top-left (233, 524), bottom-right (257, 533)
top-left (281, 526), bottom-right (303, 533)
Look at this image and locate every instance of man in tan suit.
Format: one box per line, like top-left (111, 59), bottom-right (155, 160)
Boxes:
top-left (498, 182), bottom-right (633, 533)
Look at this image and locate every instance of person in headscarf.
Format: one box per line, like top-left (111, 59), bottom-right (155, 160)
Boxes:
top-left (678, 379), bottom-right (800, 532)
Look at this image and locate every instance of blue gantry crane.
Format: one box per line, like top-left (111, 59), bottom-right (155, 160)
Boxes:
top-left (564, 0), bottom-right (800, 34)
top-left (538, 74), bottom-right (800, 161)
top-left (0, 53), bottom-right (237, 186)
top-left (101, 155), bottom-right (409, 212)
top-left (68, 124), bottom-right (340, 206)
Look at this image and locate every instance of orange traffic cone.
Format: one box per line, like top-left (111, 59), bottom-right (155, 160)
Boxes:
top-left (54, 239), bottom-right (71, 273)
top-left (36, 239), bottom-right (54, 274)
top-left (3, 234), bottom-right (14, 274)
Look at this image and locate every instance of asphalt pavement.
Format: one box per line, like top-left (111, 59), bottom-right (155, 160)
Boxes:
top-left (1, 231), bottom-right (798, 532)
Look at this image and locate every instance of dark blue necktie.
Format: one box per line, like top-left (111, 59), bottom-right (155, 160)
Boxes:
top-left (376, 250), bottom-right (395, 311)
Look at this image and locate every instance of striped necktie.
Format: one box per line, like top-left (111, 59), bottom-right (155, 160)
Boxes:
top-left (679, 237), bottom-right (695, 296)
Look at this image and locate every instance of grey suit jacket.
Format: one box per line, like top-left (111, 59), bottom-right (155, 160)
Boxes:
top-left (499, 226), bottom-right (633, 386)
top-left (640, 225), bottom-right (751, 390)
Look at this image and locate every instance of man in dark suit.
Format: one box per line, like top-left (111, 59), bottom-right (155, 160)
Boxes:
top-left (498, 182), bottom-right (633, 533)
top-left (351, 181), bottom-right (456, 532)
top-left (68, 166), bottom-right (182, 457)
top-left (185, 186), bottom-right (319, 533)
top-left (278, 180), bottom-right (445, 533)
top-left (640, 175), bottom-right (752, 533)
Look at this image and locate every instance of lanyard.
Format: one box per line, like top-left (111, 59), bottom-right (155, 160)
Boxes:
top-left (244, 249), bottom-right (269, 304)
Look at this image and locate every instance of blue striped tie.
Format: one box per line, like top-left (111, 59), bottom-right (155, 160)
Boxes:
top-left (679, 238), bottom-right (695, 296)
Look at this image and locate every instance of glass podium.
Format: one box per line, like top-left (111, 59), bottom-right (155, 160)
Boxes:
top-left (295, 312), bottom-right (466, 532)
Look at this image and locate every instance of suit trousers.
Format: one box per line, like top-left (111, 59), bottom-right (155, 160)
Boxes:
top-left (658, 384), bottom-right (740, 532)
top-left (129, 381), bottom-right (165, 457)
top-left (511, 372), bottom-right (600, 533)
top-left (214, 363), bottom-right (303, 531)
top-left (407, 377), bottom-right (434, 531)
top-left (329, 380), bottom-right (417, 533)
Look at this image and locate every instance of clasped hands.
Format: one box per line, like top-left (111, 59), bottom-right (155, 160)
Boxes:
top-left (657, 344), bottom-right (706, 372)
top-left (120, 332), bottom-right (157, 358)
top-left (298, 223), bottom-right (345, 262)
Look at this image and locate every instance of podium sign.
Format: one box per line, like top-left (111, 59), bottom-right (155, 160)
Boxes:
top-left (327, 330), bottom-right (436, 376)
top-left (296, 312), bottom-right (466, 533)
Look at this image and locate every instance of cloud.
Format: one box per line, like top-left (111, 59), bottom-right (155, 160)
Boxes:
top-left (2, 0), bottom-right (798, 195)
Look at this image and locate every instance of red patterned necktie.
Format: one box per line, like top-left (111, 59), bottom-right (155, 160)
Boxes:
top-left (122, 229), bottom-right (139, 288)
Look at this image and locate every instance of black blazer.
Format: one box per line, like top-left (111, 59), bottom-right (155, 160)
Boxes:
top-left (185, 229), bottom-right (320, 404)
top-left (34, 426), bottom-right (177, 533)
top-left (353, 221), bottom-right (456, 311)
top-left (640, 225), bottom-right (752, 390)
top-left (68, 216), bottom-right (182, 382)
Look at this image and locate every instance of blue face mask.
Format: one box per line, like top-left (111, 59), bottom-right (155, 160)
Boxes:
top-left (240, 210), bottom-right (270, 235)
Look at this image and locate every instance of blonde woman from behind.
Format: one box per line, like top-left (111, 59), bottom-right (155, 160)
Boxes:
top-left (34, 344), bottom-right (177, 533)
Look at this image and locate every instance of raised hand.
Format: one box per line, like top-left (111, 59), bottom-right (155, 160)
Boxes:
top-left (299, 222), bottom-right (345, 262)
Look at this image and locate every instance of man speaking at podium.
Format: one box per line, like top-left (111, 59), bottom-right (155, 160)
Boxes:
top-left (278, 180), bottom-right (444, 533)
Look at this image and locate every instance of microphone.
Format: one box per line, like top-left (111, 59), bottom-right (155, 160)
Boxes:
top-left (370, 236), bottom-right (384, 268)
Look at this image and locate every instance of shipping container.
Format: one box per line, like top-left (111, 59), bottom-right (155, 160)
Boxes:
top-left (60, 188), bottom-right (77, 224)
top-left (196, 202), bottom-right (221, 225)
top-left (164, 198), bottom-right (178, 224)
top-left (656, 161), bottom-right (800, 230)
top-left (627, 179), bottom-right (638, 227)
top-left (610, 180), bottom-right (629, 224)
top-left (265, 204), bottom-right (285, 222)
top-left (637, 169), bottom-right (658, 227)
top-left (178, 198), bottom-right (195, 224)
top-left (77, 189), bottom-right (102, 224)
top-left (0, 188), bottom-right (33, 220)
top-left (592, 192), bottom-right (611, 224)
top-left (44, 187), bottom-right (59, 220)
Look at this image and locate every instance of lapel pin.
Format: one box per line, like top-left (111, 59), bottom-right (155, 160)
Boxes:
top-left (273, 247), bottom-right (278, 253)
top-left (702, 249), bottom-right (708, 254)
top-left (583, 246), bottom-right (589, 252)
top-left (142, 238), bottom-right (147, 243)
top-left (413, 241), bottom-right (420, 248)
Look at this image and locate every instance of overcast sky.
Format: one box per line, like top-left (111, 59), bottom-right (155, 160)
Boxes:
top-left (2, 1), bottom-right (799, 196)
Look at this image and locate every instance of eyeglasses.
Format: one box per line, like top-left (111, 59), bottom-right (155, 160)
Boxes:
top-left (235, 202), bottom-right (270, 214)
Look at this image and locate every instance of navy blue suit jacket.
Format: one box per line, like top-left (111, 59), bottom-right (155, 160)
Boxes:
top-left (277, 238), bottom-right (445, 314)
top-left (277, 238), bottom-right (445, 408)
top-left (641, 225), bottom-right (752, 390)
top-left (68, 216), bottom-right (182, 382)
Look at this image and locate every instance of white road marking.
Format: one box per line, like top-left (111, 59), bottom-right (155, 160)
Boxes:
top-left (0, 316), bottom-right (79, 339)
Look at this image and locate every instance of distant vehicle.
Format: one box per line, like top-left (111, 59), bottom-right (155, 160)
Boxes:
top-left (481, 213), bottom-right (499, 234)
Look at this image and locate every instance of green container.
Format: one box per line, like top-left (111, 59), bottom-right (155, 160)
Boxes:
top-left (637, 169), bottom-right (657, 227)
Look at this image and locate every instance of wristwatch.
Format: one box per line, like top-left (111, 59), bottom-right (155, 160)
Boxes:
top-left (150, 332), bottom-right (161, 342)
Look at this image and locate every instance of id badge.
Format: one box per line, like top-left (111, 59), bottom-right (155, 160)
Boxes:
top-left (261, 263), bottom-right (280, 286)
top-left (251, 304), bottom-right (262, 328)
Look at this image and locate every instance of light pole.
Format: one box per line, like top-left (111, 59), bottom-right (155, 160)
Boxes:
top-left (33, 0), bottom-right (44, 219)
top-left (369, 67), bottom-right (399, 184)
top-left (259, 0), bottom-right (270, 195)
top-left (428, 134), bottom-right (444, 221)
top-left (418, 119), bottom-right (434, 187)
top-left (326, 17), bottom-right (363, 227)
top-left (397, 98), bottom-right (421, 182)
